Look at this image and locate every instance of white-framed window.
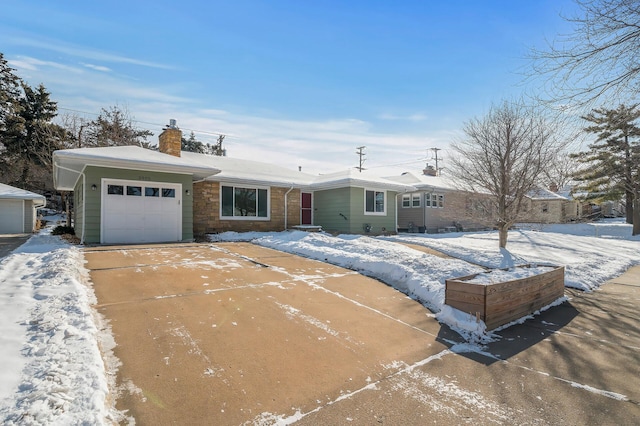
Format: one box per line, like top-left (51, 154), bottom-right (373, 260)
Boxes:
top-left (402, 193), bottom-right (422, 208)
top-left (412, 193), bottom-right (421, 208)
top-left (220, 184), bottom-right (270, 220)
top-left (365, 189), bottom-right (386, 215)
top-left (425, 192), bottom-right (444, 208)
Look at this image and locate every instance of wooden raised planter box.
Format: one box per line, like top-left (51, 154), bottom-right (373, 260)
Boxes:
top-left (445, 265), bottom-right (565, 330)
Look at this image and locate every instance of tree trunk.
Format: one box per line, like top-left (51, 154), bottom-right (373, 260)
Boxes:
top-left (626, 191), bottom-right (634, 224)
top-left (633, 198), bottom-right (640, 236)
top-left (499, 225), bottom-right (508, 248)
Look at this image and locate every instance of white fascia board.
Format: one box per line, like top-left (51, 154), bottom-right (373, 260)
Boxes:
top-left (53, 151), bottom-right (220, 190)
top-left (205, 175), bottom-right (313, 190)
top-left (311, 178), bottom-right (415, 192)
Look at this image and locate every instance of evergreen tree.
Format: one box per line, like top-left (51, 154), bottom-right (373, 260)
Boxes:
top-left (0, 53), bottom-right (21, 130)
top-left (0, 74), bottom-right (64, 191)
top-left (572, 104), bottom-right (640, 233)
top-left (181, 131), bottom-right (206, 153)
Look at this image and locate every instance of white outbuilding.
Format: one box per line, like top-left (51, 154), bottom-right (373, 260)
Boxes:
top-left (0, 183), bottom-right (46, 234)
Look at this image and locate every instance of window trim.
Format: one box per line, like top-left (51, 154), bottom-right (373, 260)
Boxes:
top-left (219, 183), bottom-right (271, 221)
top-left (425, 192), bottom-right (444, 209)
top-left (411, 193), bottom-right (421, 208)
top-left (402, 194), bottom-right (411, 208)
top-left (364, 188), bottom-right (386, 216)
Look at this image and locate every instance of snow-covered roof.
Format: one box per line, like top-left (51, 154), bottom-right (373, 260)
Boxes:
top-left (181, 151), bottom-right (317, 188)
top-left (53, 147), bottom-right (415, 192)
top-left (0, 183), bottom-right (46, 205)
top-left (384, 171), bottom-right (459, 191)
top-left (53, 146), bottom-right (222, 191)
top-left (311, 169), bottom-right (416, 192)
top-left (526, 187), bottom-right (568, 201)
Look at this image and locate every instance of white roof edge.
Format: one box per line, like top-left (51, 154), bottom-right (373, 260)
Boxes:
top-left (0, 183), bottom-right (45, 199)
top-left (206, 176), bottom-right (312, 189)
top-left (53, 150), bottom-right (221, 176)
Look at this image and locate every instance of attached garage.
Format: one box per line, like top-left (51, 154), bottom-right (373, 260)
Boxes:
top-left (0, 183), bottom-right (46, 234)
top-left (101, 179), bottom-right (182, 244)
top-left (52, 143), bottom-right (220, 245)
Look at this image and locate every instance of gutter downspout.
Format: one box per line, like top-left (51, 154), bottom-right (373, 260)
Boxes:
top-left (395, 193), bottom-right (400, 233)
top-left (284, 186), bottom-right (295, 230)
top-left (55, 164), bottom-right (87, 244)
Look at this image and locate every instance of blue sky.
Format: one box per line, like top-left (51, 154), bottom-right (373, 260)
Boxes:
top-left (1, 0), bottom-right (576, 174)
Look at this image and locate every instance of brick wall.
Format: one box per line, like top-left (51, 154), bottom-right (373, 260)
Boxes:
top-left (158, 127), bottom-right (182, 157)
top-left (193, 181), bottom-right (302, 235)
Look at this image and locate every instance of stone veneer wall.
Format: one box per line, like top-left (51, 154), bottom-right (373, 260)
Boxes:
top-left (193, 181), bottom-right (302, 235)
top-left (158, 127), bottom-right (182, 157)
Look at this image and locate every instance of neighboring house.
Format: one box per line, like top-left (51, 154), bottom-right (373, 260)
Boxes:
top-left (521, 187), bottom-right (577, 223)
top-left (387, 171), bottom-right (493, 233)
top-left (52, 121), bottom-right (413, 244)
top-left (0, 183), bottom-right (46, 234)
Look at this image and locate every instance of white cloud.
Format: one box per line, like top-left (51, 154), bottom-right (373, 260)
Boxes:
top-left (378, 112), bottom-right (430, 122)
top-left (11, 52), bottom-right (458, 176)
top-left (8, 36), bottom-right (175, 70)
top-left (81, 63), bottom-right (111, 73)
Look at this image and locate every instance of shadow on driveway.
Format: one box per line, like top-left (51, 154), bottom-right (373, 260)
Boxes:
top-left (437, 301), bottom-right (581, 365)
top-left (0, 234), bottom-right (30, 260)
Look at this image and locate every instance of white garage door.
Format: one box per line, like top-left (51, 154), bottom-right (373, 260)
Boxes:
top-left (101, 179), bottom-right (182, 244)
top-left (0, 199), bottom-right (24, 234)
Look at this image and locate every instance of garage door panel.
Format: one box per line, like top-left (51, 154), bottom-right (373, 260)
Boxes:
top-left (101, 179), bottom-right (182, 244)
top-left (0, 199), bottom-right (24, 234)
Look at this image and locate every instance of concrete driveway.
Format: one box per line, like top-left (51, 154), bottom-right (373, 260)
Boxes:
top-left (84, 243), bottom-right (640, 425)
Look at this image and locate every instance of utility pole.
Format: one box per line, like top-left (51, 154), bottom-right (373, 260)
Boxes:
top-left (356, 146), bottom-right (366, 172)
top-left (430, 147), bottom-right (442, 176)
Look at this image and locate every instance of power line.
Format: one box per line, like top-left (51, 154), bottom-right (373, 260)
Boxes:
top-left (57, 106), bottom-right (234, 139)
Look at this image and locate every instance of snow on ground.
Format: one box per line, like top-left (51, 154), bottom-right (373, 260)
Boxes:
top-left (0, 218), bottom-right (637, 424)
top-left (381, 218), bottom-right (640, 291)
top-left (0, 229), bottom-right (122, 425)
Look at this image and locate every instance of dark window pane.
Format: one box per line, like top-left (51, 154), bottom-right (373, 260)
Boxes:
top-left (375, 191), bottom-right (384, 212)
top-left (365, 190), bottom-right (375, 212)
top-left (162, 188), bottom-right (175, 198)
top-left (257, 189), bottom-right (268, 217)
top-left (107, 185), bottom-right (123, 195)
top-left (235, 188), bottom-right (256, 216)
top-left (145, 187), bottom-right (160, 197)
top-left (127, 186), bottom-right (142, 196)
top-left (221, 186), bottom-right (233, 216)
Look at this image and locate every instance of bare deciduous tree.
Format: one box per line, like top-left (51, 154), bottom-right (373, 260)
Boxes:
top-left (530, 0), bottom-right (640, 107)
top-left (540, 152), bottom-right (579, 191)
top-left (449, 100), bottom-right (564, 248)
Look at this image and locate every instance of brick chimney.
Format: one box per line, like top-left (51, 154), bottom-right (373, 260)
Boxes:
top-left (423, 164), bottom-right (437, 176)
top-left (158, 119), bottom-right (182, 157)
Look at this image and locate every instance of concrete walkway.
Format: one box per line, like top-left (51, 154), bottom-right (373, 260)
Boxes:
top-left (84, 243), bottom-right (640, 425)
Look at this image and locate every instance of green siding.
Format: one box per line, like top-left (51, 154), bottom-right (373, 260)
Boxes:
top-left (314, 187), bottom-right (397, 235)
top-left (78, 166), bottom-right (193, 244)
top-left (73, 181), bottom-right (84, 241)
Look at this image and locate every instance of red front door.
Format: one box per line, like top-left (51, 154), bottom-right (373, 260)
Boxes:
top-left (301, 192), bottom-right (312, 225)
